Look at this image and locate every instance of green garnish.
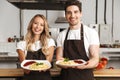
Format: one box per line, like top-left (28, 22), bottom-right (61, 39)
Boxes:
top-left (64, 58), bottom-right (69, 62)
top-left (36, 62), bottom-right (43, 66)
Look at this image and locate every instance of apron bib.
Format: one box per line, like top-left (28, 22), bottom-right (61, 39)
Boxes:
top-left (24, 49), bottom-right (52, 80)
top-left (60, 24), bottom-right (94, 80)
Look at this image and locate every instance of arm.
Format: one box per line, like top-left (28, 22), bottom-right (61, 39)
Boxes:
top-left (56, 47), bottom-right (69, 69)
top-left (16, 49), bottom-right (25, 63)
top-left (56, 47), bottom-right (64, 61)
top-left (17, 49), bottom-right (30, 74)
top-left (87, 45), bottom-right (99, 68)
top-left (76, 45), bottom-right (99, 69)
top-left (46, 46), bottom-right (55, 62)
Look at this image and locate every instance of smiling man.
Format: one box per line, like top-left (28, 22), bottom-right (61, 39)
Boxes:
top-left (56, 0), bottom-right (100, 80)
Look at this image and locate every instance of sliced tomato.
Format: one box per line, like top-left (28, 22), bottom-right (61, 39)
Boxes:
top-left (96, 62), bottom-right (105, 69)
top-left (101, 60), bottom-right (107, 65)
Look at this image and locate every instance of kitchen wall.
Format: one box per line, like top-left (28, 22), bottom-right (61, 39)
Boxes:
top-left (0, 0), bottom-right (120, 44)
top-left (113, 0), bottom-right (120, 43)
top-left (0, 0), bottom-right (20, 42)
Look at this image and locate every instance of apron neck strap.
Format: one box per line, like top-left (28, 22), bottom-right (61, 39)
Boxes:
top-left (81, 24), bottom-right (84, 40)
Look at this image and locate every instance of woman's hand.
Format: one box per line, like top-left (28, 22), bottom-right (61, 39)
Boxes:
top-left (24, 69), bottom-right (30, 74)
top-left (38, 68), bottom-right (50, 72)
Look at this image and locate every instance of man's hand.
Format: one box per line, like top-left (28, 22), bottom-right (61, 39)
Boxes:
top-left (75, 62), bottom-right (88, 70)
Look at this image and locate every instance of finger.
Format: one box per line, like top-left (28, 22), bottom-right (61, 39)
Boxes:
top-left (85, 62), bottom-right (89, 65)
top-left (71, 66), bottom-right (76, 68)
top-left (39, 70), bottom-right (42, 72)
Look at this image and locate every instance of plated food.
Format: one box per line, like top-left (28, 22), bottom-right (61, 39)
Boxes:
top-left (21, 60), bottom-right (51, 71)
top-left (56, 58), bottom-right (87, 67)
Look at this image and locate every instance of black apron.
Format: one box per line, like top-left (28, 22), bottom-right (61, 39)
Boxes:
top-left (24, 49), bottom-right (52, 80)
top-left (60, 24), bottom-right (94, 80)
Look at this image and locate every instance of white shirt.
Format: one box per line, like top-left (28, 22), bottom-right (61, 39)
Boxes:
top-left (56, 24), bottom-right (100, 57)
top-left (16, 38), bottom-right (56, 56)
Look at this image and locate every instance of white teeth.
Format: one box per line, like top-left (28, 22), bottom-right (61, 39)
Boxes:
top-left (35, 29), bottom-right (40, 32)
top-left (70, 18), bottom-right (75, 21)
top-left (70, 19), bottom-right (75, 22)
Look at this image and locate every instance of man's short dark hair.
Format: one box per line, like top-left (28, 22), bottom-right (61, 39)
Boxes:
top-left (65, 0), bottom-right (82, 12)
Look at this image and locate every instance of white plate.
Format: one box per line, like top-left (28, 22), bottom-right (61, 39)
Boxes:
top-left (21, 60), bottom-right (51, 71)
top-left (56, 59), bottom-right (87, 67)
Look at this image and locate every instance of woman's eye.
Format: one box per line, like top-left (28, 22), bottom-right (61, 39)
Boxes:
top-left (40, 24), bottom-right (44, 27)
top-left (33, 22), bottom-right (37, 24)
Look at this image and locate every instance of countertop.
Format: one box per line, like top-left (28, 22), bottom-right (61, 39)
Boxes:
top-left (0, 68), bottom-right (120, 78)
top-left (93, 69), bottom-right (120, 77)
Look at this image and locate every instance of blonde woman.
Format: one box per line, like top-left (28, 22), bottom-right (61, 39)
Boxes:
top-left (17, 14), bottom-right (55, 80)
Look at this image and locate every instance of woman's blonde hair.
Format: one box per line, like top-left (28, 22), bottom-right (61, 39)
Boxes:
top-left (25, 14), bottom-right (51, 55)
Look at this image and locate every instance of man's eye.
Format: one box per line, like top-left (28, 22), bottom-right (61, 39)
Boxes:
top-left (75, 11), bottom-right (79, 14)
top-left (66, 12), bottom-right (71, 14)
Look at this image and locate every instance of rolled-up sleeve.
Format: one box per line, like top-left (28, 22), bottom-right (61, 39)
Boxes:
top-left (48, 38), bottom-right (56, 48)
top-left (16, 41), bottom-right (26, 51)
top-left (56, 33), bottom-right (63, 47)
